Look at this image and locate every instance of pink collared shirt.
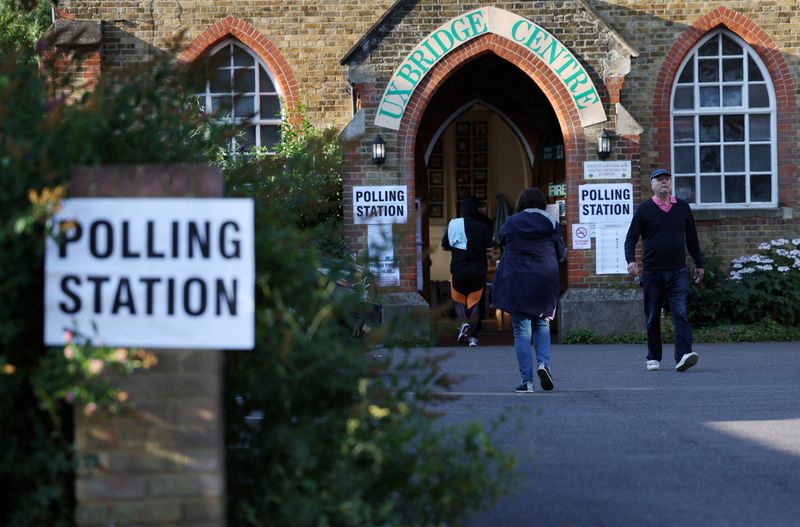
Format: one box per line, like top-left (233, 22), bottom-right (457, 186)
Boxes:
top-left (652, 194), bottom-right (677, 213)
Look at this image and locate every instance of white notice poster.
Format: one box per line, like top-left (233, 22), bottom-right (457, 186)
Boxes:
top-left (595, 224), bottom-right (628, 274)
top-left (367, 224), bottom-right (400, 286)
top-left (572, 224), bottom-right (591, 250)
top-left (44, 198), bottom-right (255, 349)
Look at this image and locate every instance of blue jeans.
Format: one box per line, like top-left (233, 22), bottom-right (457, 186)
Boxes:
top-left (511, 313), bottom-right (551, 383)
top-left (641, 268), bottom-right (693, 363)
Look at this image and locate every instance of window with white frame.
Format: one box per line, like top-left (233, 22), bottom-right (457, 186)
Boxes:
top-left (671, 30), bottom-right (776, 207)
top-left (196, 40), bottom-right (282, 152)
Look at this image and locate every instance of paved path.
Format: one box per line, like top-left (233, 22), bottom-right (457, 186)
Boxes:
top-left (425, 342), bottom-right (800, 527)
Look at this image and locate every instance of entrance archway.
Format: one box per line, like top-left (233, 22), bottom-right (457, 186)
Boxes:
top-left (396, 34), bottom-right (586, 329)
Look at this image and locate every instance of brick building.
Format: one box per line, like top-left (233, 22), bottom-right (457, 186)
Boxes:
top-left (49, 1), bottom-right (799, 332)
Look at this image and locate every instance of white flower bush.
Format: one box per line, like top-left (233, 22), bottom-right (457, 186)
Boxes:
top-left (726, 237), bottom-right (800, 325)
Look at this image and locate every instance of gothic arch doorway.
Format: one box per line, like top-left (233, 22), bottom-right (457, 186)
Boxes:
top-left (413, 54), bottom-right (567, 335)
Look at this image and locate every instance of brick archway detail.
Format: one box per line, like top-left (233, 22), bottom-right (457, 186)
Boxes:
top-left (398, 33), bottom-right (589, 285)
top-left (652, 7), bottom-right (796, 204)
top-left (178, 16), bottom-right (299, 113)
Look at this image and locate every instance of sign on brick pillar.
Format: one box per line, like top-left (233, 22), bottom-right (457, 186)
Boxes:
top-left (69, 164), bottom-right (227, 527)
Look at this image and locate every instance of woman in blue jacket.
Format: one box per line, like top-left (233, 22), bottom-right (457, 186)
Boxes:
top-left (492, 187), bottom-right (565, 393)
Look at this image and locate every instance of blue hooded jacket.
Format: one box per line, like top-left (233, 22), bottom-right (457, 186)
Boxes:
top-left (491, 208), bottom-right (566, 319)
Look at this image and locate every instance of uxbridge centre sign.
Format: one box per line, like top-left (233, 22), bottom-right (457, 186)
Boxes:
top-left (375, 6), bottom-right (606, 130)
top-left (44, 198), bottom-right (254, 350)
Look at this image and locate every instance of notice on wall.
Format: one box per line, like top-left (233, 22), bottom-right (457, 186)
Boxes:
top-left (578, 183), bottom-right (633, 224)
top-left (367, 224), bottom-right (400, 286)
top-left (353, 185), bottom-right (407, 225)
top-left (584, 160), bottom-right (632, 180)
top-left (595, 224), bottom-right (628, 274)
top-left (572, 224), bottom-right (591, 250)
top-left (44, 198), bottom-right (254, 350)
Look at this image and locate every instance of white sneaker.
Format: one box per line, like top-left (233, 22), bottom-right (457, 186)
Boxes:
top-left (457, 323), bottom-right (470, 344)
top-left (467, 336), bottom-right (478, 347)
top-left (646, 360), bottom-right (660, 371)
top-left (675, 352), bottom-right (698, 372)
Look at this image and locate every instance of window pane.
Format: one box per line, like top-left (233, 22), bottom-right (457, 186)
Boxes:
top-left (211, 96), bottom-right (231, 118)
top-left (234, 68), bottom-right (255, 93)
top-left (210, 68), bottom-right (230, 93)
top-left (751, 174), bottom-right (771, 202)
top-left (749, 114), bottom-right (770, 141)
top-left (260, 125), bottom-right (281, 150)
top-left (698, 36), bottom-right (718, 56)
top-left (724, 145), bottom-right (744, 171)
top-left (678, 61), bottom-right (694, 83)
top-left (748, 57), bottom-right (764, 81)
top-left (673, 116), bottom-right (694, 143)
top-left (700, 145), bottom-right (720, 172)
top-left (699, 115), bottom-right (719, 142)
top-left (722, 58), bottom-right (743, 81)
top-left (749, 84), bottom-right (769, 107)
top-left (721, 34), bottom-right (742, 55)
top-left (724, 175), bottom-right (746, 203)
top-left (722, 86), bottom-right (742, 107)
top-left (236, 126), bottom-right (256, 149)
top-left (750, 145), bottom-right (771, 171)
top-left (234, 96), bottom-right (254, 118)
top-left (723, 115), bottom-right (744, 141)
top-left (674, 177), bottom-right (696, 203)
top-left (674, 146), bottom-right (695, 174)
top-left (700, 86), bottom-right (719, 107)
top-left (698, 59), bottom-right (719, 82)
top-left (260, 96), bottom-right (281, 118)
top-left (259, 66), bottom-right (276, 92)
top-left (210, 46), bottom-right (230, 71)
top-left (674, 87), bottom-right (694, 109)
top-left (700, 176), bottom-right (722, 203)
top-left (233, 45), bottom-right (251, 66)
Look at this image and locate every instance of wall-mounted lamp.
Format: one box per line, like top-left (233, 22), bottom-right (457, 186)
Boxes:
top-left (597, 129), bottom-right (612, 160)
top-left (371, 135), bottom-right (386, 166)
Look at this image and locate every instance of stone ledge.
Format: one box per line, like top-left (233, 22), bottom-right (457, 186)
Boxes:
top-left (693, 207), bottom-right (791, 221)
top-left (558, 287), bottom-right (644, 343)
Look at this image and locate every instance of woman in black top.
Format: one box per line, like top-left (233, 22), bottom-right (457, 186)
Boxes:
top-left (442, 197), bottom-right (494, 346)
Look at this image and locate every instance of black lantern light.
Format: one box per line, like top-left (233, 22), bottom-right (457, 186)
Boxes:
top-left (371, 134), bottom-right (386, 165)
top-left (597, 129), bottom-right (612, 160)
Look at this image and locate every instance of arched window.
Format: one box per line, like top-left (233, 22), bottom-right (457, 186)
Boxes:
top-left (671, 29), bottom-right (776, 207)
top-left (196, 40), bottom-right (282, 152)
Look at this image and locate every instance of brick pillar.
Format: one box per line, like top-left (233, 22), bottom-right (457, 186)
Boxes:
top-left (71, 164), bottom-right (226, 527)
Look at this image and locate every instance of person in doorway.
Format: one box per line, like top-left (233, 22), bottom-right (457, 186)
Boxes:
top-left (624, 168), bottom-right (704, 372)
top-left (491, 187), bottom-right (565, 393)
top-left (442, 196), bottom-right (494, 347)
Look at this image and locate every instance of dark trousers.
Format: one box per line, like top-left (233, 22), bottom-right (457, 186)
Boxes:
top-left (641, 268), bottom-right (693, 363)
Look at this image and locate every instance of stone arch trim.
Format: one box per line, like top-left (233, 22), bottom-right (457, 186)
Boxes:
top-left (399, 33), bottom-right (589, 284)
top-left (178, 16), bottom-right (299, 113)
top-left (652, 7), bottom-right (796, 204)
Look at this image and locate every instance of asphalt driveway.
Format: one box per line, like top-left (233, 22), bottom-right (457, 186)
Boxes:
top-left (426, 342), bottom-right (800, 527)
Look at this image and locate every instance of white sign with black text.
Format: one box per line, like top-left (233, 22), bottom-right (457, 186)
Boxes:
top-left (44, 198), bottom-right (254, 350)
top-left (578, 183), bottom-right (633, 225)
top-left (595, 224), bottom-right (629, 274)
top-left (584, 160), bottom-right (632, 180)
top-left (353, 185), bottom-right (407, 225)
top-left (571, 223), bottom-right (592, 250)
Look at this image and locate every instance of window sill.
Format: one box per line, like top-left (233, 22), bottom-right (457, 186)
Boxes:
top-left (692, 207), bottom-right (792, 221)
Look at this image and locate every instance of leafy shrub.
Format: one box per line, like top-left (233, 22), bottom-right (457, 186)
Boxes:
top-left (687, 250), bottom-right (730, 327)
top-left (1, 27), bottom-right (222, 526)
top-left (726, 238), bottom-right (800, 325)
top-left (223, 121), bottom-right (515, 526)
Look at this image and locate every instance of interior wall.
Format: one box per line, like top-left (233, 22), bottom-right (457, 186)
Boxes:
top-left (428, 108), bottom-right (531, 281)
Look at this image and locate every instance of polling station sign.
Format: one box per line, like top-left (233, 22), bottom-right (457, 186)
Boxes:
top-left (578, 183), bottom-right (633, 224)
top-left (353, 185), bottom-right (407, 225)
top-left (44, 198), bottom-right (254, 350)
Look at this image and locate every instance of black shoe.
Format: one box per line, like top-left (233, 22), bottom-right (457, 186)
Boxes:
top-left (537, 364), bottom-right (554, 391)
top-left (514, 381), bottom-right (534, 393)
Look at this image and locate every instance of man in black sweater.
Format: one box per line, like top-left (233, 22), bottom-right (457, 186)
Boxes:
top-left (624, 168), bottom-right (704, 372)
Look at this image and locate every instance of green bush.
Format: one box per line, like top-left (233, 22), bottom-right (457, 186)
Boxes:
top-left (1, 31), bottom-right (222, 526)
top-left (224, 121), bottom-right (515, 527)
